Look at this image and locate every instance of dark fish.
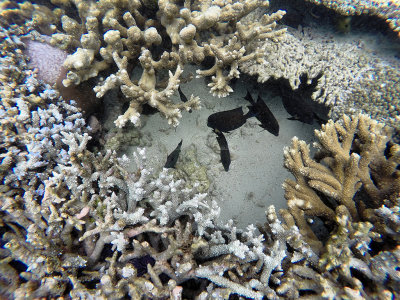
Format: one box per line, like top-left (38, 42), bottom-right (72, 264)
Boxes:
top-left (244, 90), bottom-right (255, 105)
top-left (280, 73), bottom-right (329, 125)
top-left (245, 92), bottom-right (279, 136)
top-left (178, 86), bottom-right (192, 113)
top-left (207, 107), bottom-right (252, 133)
top-left (178, 86), bottom-right (188, 103)
top-left (164, 140), bottom-right (182, 168)
top-left (214, 129), bottom-right (230, 171)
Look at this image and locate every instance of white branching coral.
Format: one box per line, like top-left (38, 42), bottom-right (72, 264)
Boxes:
top-left (2, 8), bottom-right (400, 299)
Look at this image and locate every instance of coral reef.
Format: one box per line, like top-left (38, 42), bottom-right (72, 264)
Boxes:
top-left (305, 0), bottom-right (400, 37)
top-left (2, 34), bottom-right (399, 296)
top-left (1, 0), bottom-right (287, 127)
top-left (1, 1), bottom-right (400, 300)
top-left (279, 114), bottom-right (400, 298)
top-left (240, 25), bottom-right (400, 134)
top-left (1, 27), bottom-right (220, 297)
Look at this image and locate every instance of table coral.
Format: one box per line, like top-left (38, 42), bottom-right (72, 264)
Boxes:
top-left (240, 25), bottom-right (400, 135)
top-left (305, 0), bottom-right (400, 37)
top-left (2, 3), bottom-right (400, 300)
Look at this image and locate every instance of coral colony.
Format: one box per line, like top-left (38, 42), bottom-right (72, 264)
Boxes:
top-left (0, 0), bottom-right (399, 299)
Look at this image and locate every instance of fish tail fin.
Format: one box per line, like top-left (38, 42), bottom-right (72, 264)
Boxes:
top-left (245, 106), bottom-right (257, 119)
top-left (257, 94), bottom-right (263, 103)
top-left (244, 90), bottom-right (255, 104)
top-left (178, 86), bottom-right (188, 103)
top-left (313, 112), bottom-right (327, 125)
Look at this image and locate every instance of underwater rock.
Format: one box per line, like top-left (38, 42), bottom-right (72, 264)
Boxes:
top-left (23, 36), bottom-right (97, 114)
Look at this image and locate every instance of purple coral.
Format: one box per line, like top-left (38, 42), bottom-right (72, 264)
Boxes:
top-left (23, 36), bottom-right (67, 86)
top-left (23, 36), bottom-right (97, 114)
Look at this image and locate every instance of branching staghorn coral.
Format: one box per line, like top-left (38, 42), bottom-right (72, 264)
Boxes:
top-left (1, 87), bottom-right (399, 299)
top-left (195, 206), bottom-right (319, 300)
top-left (2, 0), bottom-right (286, 127)
top-left (1, 99), bottom-right (220, 298)
top-left (0, 48), bottom-right (90, 300)
top-left (0, 1), bottom-right (61, 35)
top-left (0, 22), bottom-right (213, 298)
top-left (278, 114), bottom-right (400, 298)
top-left (2, 12), bottom-right (400, 300)
top-left (283, 114), bottom-right (399, 237)
top-left (195, 9), bottom-right (287, 98)
top-left (94, 48), bottom-right (201, 127)
top-left (0, 34), bottom-right (220, 294)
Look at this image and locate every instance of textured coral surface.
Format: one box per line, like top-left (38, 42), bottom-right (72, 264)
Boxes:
top-left (305, 0), bottom-right (400, 37)
top-left (1, 0), bottom-right (400, 299)
top-left (3, 0), bottom-right (286, 127)
top-left (241, 25), bottom-right (400, 135)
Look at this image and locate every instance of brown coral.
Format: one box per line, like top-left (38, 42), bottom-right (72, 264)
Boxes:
top-left (277, 114), bottom-right (400, 298)
top-left (282, 114), bottom-right (399, 251)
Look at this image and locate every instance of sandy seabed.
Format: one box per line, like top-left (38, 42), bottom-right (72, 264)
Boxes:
top-left (102, 64), bottom-right (319, 229)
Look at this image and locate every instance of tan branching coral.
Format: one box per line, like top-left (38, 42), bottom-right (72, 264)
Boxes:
top-left (3, 0), bottom-right (286, 127)
top-left (272, 115), bottom-right (400, 298)
top-left (279, 113), bottom-right (400, 293)
top-left (282, 114), bottom-right (399, 252)
top-left (0, 1), bottom-right (60, 34)
top-left (94, 48), bottom-right (201, 127)
top-left (196, 9), bottom-right (287, 97)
